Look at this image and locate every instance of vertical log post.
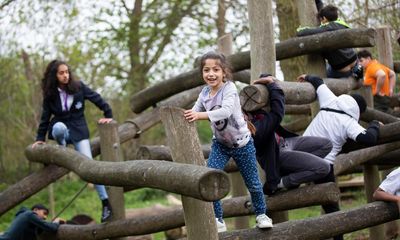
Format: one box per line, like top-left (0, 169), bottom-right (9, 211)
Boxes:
top-left (248, 0), bottom-right (287, 224)
top-left (160, 107), bottom-right (219, 240)
top-left (99, 121), bottom-right (126, 240)
top-left (376, 26), bottom-right (398, 239)
top-left (218, 33), bottom-right (250, 230)
top-left (296, 0), bottom-right (327, 118)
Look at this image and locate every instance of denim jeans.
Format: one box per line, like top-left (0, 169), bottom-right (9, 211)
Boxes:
top-left (208, 138), bottom-right (266, 221)
top-left (52, 122), bottom-right (109, 200)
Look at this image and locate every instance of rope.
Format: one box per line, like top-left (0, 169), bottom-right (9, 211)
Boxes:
top-left (52, 182), bottom-right (88, 221)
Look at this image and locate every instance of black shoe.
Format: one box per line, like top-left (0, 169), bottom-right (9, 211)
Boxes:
top-left (352, 64), bottom-right (363, 80)
top-left (263, 183), bottom-right (281, 196)
top-left (101, 205), bottom-right (112, 222)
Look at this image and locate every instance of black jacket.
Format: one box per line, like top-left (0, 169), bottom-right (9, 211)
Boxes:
top-left (248, 82), bottom-right (297, 193)
top-left (36, 81), bottom-right (113, 142)
top-left (0, 207), bottom-right (59, 240)
top-left (297, 20), bottom-right (357, 70)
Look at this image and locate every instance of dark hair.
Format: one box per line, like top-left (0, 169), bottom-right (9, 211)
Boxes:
top-left (31, 204), bottom-right (49, 215)
top-left (41, 60), bottom-right (80, 99)
top-left (350, 94), bottom-right (367, 114)
top-left (199, 51), bottom-right (233, 80)
top-left (318, 5), bottom-right (338, 21)
top-left (357, 49), bottom-right (373, 59)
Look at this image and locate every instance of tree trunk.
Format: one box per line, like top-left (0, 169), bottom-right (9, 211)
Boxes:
top-left (276, 0), bottom-right (306, 81)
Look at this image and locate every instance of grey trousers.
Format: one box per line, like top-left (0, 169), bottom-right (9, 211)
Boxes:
top-left (279, 136), bottom-right (342, 240)
top-left (279, 136), bottom-right (332, 189)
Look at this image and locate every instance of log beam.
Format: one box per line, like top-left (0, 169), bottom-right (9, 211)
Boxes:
top-left (334, 141), bottom-right (400, 176)
top-left (130, 29), bottom-right (375, 113)
top-left (218, 202), bottom-right (399, 240)
top-left (25, 144), bottom-right (229, 201)
top-left (45, 183), bottom-right (338, 239)
top-left (240, 78), bottom-right (360, 112)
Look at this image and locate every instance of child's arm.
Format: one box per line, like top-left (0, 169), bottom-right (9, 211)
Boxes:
top-left (373, 188), bottom-right (400, 203)
top-left (184, 109), bottom-right (209, 122)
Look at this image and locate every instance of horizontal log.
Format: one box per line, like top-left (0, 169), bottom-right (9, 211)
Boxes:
top-left (361, 107), bottom-right (399, 124)
top-left (0, 88), bottom-right (199, 217)
top-left (46, 183), bottom-right (338, 239)
top-left (130, 28), bottom-right (375, 113)
top-left (334, 141), bottom-right (400, 176)
top-left (25, 144), bottom-right (230, 201)
top-left (285, 104), bottom-right (311, 115)
top-left (240, 78), bottom-right (360, 112)
top-left (367, 149), bottom-right (400, 166)
top-left (219, 201), bottom-right (398, 240)
top-left (136, 144), bottom-right (211, 161)
top-left (0, 165), bottom-right (68, 217)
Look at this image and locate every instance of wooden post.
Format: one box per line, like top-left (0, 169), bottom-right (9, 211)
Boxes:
top-left (218, 33), bottom-right (250, 230)
top-left (248, 0), bottom-right (275, 79)
top-left (376, 26), bottom-right (398, 239)
top-left (248, 0), bottom-right (288, 223)
top-left (99, 121), bottom-right (126, 239)
top-left (296, 0), bottom-right (327, 118)
top-left (160, 107), bottom-right (219, 240)
top-left (357, 84), bottom-right (384, 240)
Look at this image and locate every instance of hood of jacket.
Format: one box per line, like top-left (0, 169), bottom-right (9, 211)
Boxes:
top-left (336, 94), bottom-right (360, 121)
top-left (15, 207), bottom-right (29, 217)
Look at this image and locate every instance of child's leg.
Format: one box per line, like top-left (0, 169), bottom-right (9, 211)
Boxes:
top-left (207, 140), bottom-right (231, 221)
top-left (74, 139), bottom-right (109, 201)
top-left (51, 122), bottom-right (69, 146)
top-left (231, 140), bottom-right (266, 216)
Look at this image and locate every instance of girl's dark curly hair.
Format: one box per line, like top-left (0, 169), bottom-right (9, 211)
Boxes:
top-left (41, 60), bottom-right (80, 99)
top-left (199, 51), bottom-right (233, 81)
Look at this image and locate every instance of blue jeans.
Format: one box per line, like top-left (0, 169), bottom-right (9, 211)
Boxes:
top-left (208, 139), bottom-right (266, 220)
top-left (52, 122), bottom-right (109, 200)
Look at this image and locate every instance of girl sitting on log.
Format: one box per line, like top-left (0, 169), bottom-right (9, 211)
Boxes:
top-left (184, 51), bottom-right (273, 232)
top-left (32, 60), bottom-right (113, 223)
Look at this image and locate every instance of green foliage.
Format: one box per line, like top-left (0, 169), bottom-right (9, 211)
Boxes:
top-left (0, 179), bottom-right (169, 232)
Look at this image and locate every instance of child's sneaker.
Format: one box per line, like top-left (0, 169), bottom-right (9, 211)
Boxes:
top-left (256, 214), bottom-right (273, 229)
top-left (216, 218), bottom-right (227, 232)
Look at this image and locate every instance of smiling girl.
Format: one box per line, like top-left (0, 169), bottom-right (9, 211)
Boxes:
top-left (184, 51), bottom-right (273, 232)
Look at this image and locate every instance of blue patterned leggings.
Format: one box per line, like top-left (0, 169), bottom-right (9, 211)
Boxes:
top-left (208, 139), bottom-right (266, 220)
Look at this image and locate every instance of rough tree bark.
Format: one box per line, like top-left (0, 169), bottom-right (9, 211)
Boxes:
top-left (130, 28), bottom-right (375, 113)
top-left (44, 183), bottom-right (339, 240)
top-left (25, 144), bottom-right (229, 202)
top-left (334, 141), bottom-right (400, 176)
top-left (240, 77), bottom-right (360, 111)
top-left (218, 202), bottom-right (399, 240)
top-left (160, 106), bottom-right (220, 240)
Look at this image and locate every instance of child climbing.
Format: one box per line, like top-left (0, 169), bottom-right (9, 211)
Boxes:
top-left (297, 4), bottom-right (363, 80)
top-left (32, 60), bottom-right (113, 223)
top-left (184, 51), bottom-right (273, 232)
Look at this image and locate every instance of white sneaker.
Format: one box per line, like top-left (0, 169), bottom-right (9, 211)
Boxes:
top-left (216, 218), bottom-right (227, 232)
top-left (256, 214), bottom-right (273, 229)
